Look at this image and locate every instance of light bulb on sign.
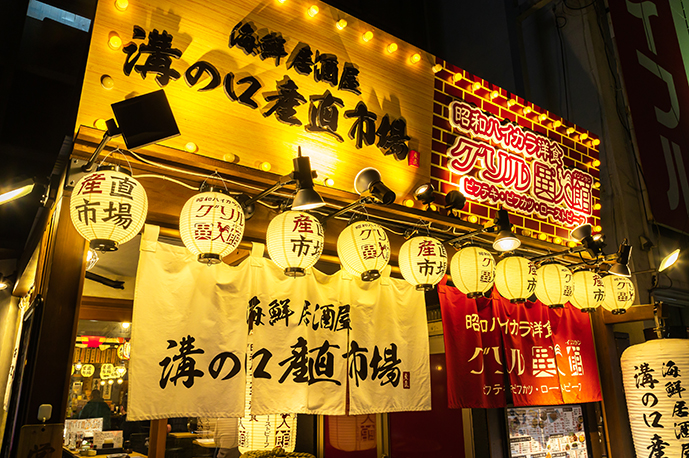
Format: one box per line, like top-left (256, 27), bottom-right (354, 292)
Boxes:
top-left (523, 106), bottom-right (532, 115)
top-left (387, 43), bottom-right (398, 54)
top-left (185, 142), bottom-right (198, 153)
top-left (432, 64), bottom-right (443, 73)
top-left (114, 0), bottom-right (128, 11)
top-left (580, 132), bottom-right (589, 141)
top-left (108, 33), bottom-right (122, 50)
top-left (117, 379), bottom-right (123, 384)
top-left (490, 90), bottom-right (499, 99)
top-left (409, 53), bottom-right (421, 64)
top-left (566, 127), bottom-right (575, 135)
top-left (539, 113), bottom-right (547, 122)
top-left (507, 99), bottom-right (516, 108)
top-left (403, 199), bottom-right (414, 208)
top-left (324, 177), bottom-right (334, 187)
top-left (592, 159), bottom-right (601, 167)
top-left (452, 73), bottom-right (462, 82)
top-left (472, 82), bottom-right (481, 91)
top-left (592, 138), bottom-right (601, 146)
top-left (362, 31), bottom-right (373, 42)
top-left (307, 5), bottom-right (319, 17)
top-left (553, 120), bottom-right (562, 128)
top-left (336, 19), bottom-right (347, 30)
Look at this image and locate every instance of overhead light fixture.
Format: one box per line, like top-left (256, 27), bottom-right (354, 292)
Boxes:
top-left (444, 190), bottom-right (467, 213)
top-left (572, 223), bottom-right (606, 258)
top-left (608, 239), bottom-right (632, 277)
top-left (239, 147), bottom-right (325, 219)
top-left (445, 208), bottom-right (520, 252)
top-left (659, 248), bottom-right (680, 272)
top-left (413, 183), bottom-right (435, 207)
top-left (354, 168), bottom-right (396, 205)
top-left (0, 178), bottom-right (35, 206)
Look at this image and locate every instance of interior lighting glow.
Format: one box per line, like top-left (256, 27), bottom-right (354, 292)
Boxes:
top-left (387, 43), bottom-right (398, 54)
top-left (121, 322), bottom-right (131, 329)
top-left (307, 5), bottom-right (319, 17)
top-left (0, 182), bottom-right (34, 206)
top-left (472, 82), bottom-right (481, 91)
top-left (362, 31), bottom-right (373, 42)
top-left (432, 64), bottom-right (443, 73)
top-left (409, 53), bottom-right (421, 64)
top-left (490, 90), bottom-right (499, 99)
top-left (185, 142), bottom-right (198, 153)
top-left (114, 0), bottom-right (128, 11)
top-left (336, 19), bottom-right (347, 30)
top-left (523, 106), bottom-right (532, 115)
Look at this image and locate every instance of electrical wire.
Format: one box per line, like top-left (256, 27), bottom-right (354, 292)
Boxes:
top-left (133, 174), bottom-right (198, 190)
top-left (563, 0), bottom-right (596, 11)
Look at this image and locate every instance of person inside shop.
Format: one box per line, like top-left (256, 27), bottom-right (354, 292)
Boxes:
top-left (78, 389), bottom-right (112, 430)
top-left (214, 418), bottom-right (239, 458)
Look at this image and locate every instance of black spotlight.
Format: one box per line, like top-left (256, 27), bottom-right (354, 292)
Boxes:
top-left (445, 190), bottom-right (467, 211)
top-left (609, 240), bottom-right (632, 277)
top-left (413, 183), bottom-right (436, 205)
top-left (354, 168), bottom-right (396, 205)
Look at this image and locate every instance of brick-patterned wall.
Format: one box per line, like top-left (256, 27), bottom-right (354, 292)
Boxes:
top-left (430, 58), bottom-right (602, 247)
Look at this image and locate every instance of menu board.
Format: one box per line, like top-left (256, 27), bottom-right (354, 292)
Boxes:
top-left (507, 405), bottom-right (589, 458)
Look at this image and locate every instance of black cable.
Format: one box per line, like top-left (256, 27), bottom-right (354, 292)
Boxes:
top-left (564, 0), bottom-right (596, 11)
top-left (554, 8), bottom-right (570, 118)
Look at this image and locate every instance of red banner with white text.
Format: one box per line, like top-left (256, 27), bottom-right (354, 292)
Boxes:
top-left (438, 285), bottom-right (601, 408)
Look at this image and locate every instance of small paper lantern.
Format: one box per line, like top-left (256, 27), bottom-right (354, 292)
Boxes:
top-left (70, 166), bottom-right (148, 251)
top-left (534, 263), bottom-right (573, 308)
top-left (570, 270), bottom-right (605, 312)
top-left (100, 363), bottom-right (116, 379)
top-left (328, 415), bottom-right (376, 451)
top-left (450, 246), bottom-right (495, 297)
top-left (266, 211), bottom-right (324, 276)
top-left (601, 274), bottom-right (635, 314)
top-left (621, 339), bottom-right (689, 457)
top-left (80, 364), bottom-right (95, 378)
top-left (117, 342), bottom-right (131, 360)
top-left (494, 256), bottom-right (536, 302)
top-left (179, 190), bottom-right (245, 264)
top-left (337, 221), bottom-right (390, 281)
top-left (398, 236), bottom-right (447, 290)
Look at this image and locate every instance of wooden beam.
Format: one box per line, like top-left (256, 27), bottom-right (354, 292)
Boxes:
top-left (148, 419), bottom-right (167, 458)
top-left (79, 296), bottom-right (134, 322)
top-left (601, 304), bottom-right (655, 324)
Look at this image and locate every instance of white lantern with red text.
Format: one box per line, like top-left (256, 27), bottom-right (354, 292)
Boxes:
top-left (450, 246), bottom-right (495, 297)
top-left (621, 339), bottom-right (689, 457)
top-left (70, 166), bottom-right (148, 251)
top-left (328, 415), bottom-right (376, 451)
top-left (266, 211), bottom-right (324, 276)
top-left (398, 236), bottom-right (447, 290)
top-left (179, 189), bottom-right (245, 265)
top-left (570, 270), bottom-right (605, 312)
top-left (534, 263), bottom-right (573, 308)
top-left (337, 221), bottom-right (390, 281)
top-left (495, 256), bottom-right (536, 302)
top-left (601, 274), bottom-right (635, 314)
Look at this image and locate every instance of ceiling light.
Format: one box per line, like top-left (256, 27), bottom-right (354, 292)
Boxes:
top-left (413, 183), bottom-right (435, 206)
top-left (292, 153), bottom-right (325, 211)
top-left (492, 209), bottom-right (521, 251)
top-left (121, 322), bottom-right (131, 329)
top-left (354, 168), bottom-right (396, 205)
top-left (608, 240), bottom-right (632, 277)
top-left (0, 178), bottom-right (35, 206)
top-left (659, 249), bottom-right (680, 272)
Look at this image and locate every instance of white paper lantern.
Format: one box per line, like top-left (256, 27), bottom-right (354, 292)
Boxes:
top-left (117, 342), bottom-right (131, 360)
top-left (534, 263), bottom-right (573, 308)
top-left (80, 364), bottom-right (95, 378)
top-left (179, 190), bottom-right (245, 264)
top-left (70, 166), bottom-right (148, 251)
top-left (621, 339), bottom-right (689, 458)
top-left (100, 363), bottom-right (116, 379)
top-left (337, 221), bottom-right (390, 281)
top-left (398, 236), bottom-right (447, 290)
top-left (266, 211), bottom-right (324, 276)
top-left (450, 246), bottom-right (495, 297)
top-left (494, 256), bottom-right (536, 302)
top-left (570, 270), bottom-right (605, 312)
top-left (328, 415), bottom-right (376, 451)
top-left (601, 274), bottom-right (635, 314)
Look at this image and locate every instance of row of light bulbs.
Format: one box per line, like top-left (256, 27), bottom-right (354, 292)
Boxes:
top-left (70, 163), bottom-right (626, 312)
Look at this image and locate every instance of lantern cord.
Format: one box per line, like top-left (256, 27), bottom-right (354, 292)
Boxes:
top-left (132, 174), bottom-right (198, 190)
top-left (200, 170), bottom-right (230, 194)
top-left (99, 147), bottom-right (134, 172)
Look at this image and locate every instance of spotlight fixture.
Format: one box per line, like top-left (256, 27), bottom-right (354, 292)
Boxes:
top-left (354, 168), bottom-right (396, 205)
top-left (659, 249), bottom-right (680, 272)
top-left (0, 177), bottom-right (35, 206)
top-left (239, 147), bottom-right (325, 219)
top-left (608, 239), bottom-right (632, 277)
top-left (444, 190), bottom-right (467, 212)
top-left (531, 223), bottom-right (605, 263)
top-left (445, 208), bottom-right (520, 252)
top-left (413, 183), bottom-right (435, 206)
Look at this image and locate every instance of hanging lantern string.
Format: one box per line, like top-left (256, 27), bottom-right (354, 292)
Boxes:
top-left (199, 170), bottom-right (230, 194)
top-left (99, 147), bottom-right (134, 172)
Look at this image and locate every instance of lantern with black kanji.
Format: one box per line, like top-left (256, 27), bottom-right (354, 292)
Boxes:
top-left (534, 263), bottom-right (573, 308)
top-left (570, 270), bottom-right (605, 312)
top-left (621, 339), bottom-right (689, 457)
top-left (601, 274), bottom-right (635, 314)
top-left (449, 246), bottom-right (495, 297)
top-left (337, 221), bottom-right (390, 281)
top-left (398, 236), bottom-right (447, 290)
top-left (70, 166), bottom-right (148, 251)
top-left (266, 211), bottom-right (324, 276)
top-left (179, 188), bottom-right (245, 265)
top-left (328, 415), bottom-right (376, 451)
top-left (494, 256), bottom-right (536, 302)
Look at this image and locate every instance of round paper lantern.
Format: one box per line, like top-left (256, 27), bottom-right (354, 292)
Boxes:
top-left (179, 189), bottom-right (245, 265)
top-left (494, 256), bottom-right (536, 302)
top-left (601, 274), bottom-right (635, 314)
top-left (398, 236), bottom-right (447, 290)
top-left (100, 363), bottom-right (115, 379)
top-left (266, 211), bottom-right (324, 276)
top-left (534, 263), bottom-right (573, 308)
top-left (70, 166), bottom-right (148, 251)
top-left (117, 342), bottom-right (131, 360)
top-left (622, 339), bottom-right (689, 457)
top-left (450, 246), bottom-right (495, 297)
top-left (337, 221), bottom-right (390, 281)
top-left (570, 270), bottom-right (605, 312)
top-left (328, 415), bottom-right (376, 451)
top-left (80, 364), bottom-right (95, 378)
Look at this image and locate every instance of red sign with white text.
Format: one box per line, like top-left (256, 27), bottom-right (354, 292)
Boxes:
top-left (608, 0), bottom-right (689, 231)
top-left (438, 285), bottom-right (602, 408)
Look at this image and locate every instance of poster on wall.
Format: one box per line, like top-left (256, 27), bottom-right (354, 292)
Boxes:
top-left (507, 405), bottom-right (589, 458)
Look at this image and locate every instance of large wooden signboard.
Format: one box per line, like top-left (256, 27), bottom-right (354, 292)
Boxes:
top-left (76, 0), bottom-right (434, 199)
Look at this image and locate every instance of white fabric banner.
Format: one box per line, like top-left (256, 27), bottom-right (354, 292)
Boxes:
top-left (129, 228), bottom-right (250, 420)
top-left (341, 270), bottom-right (431, 415)
top-left (129, 228), bottom-right (430, 419)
